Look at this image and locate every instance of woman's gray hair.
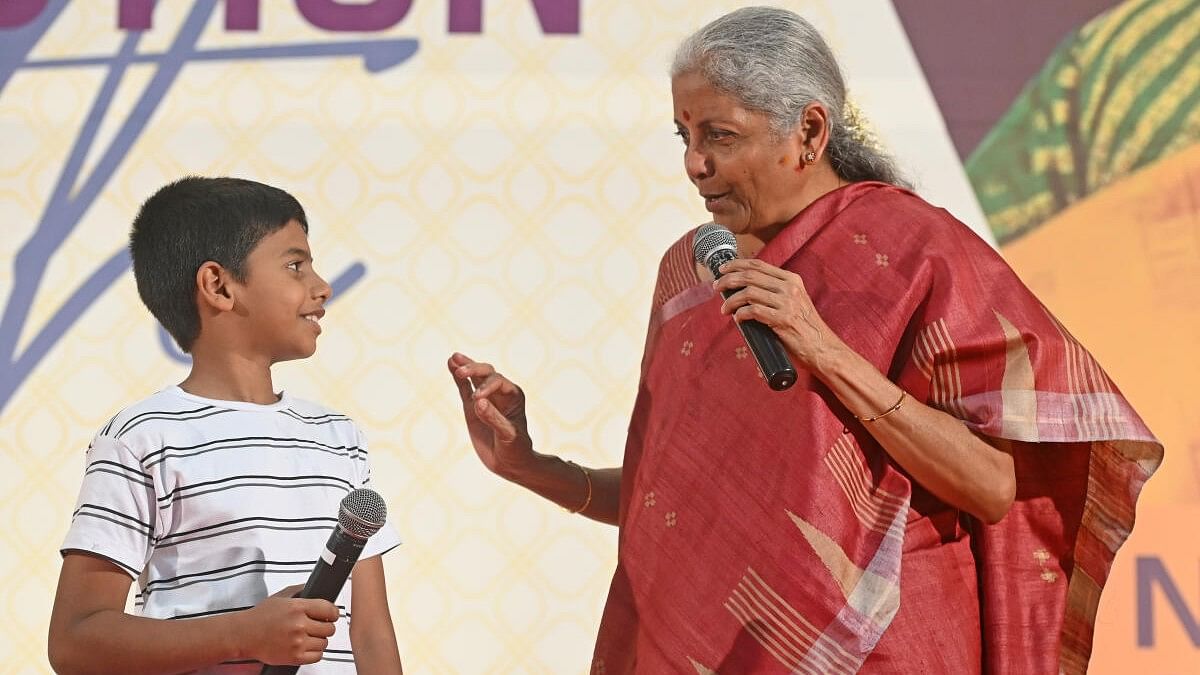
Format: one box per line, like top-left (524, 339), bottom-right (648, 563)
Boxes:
top-left (671, 6), bottom-right (908, 187)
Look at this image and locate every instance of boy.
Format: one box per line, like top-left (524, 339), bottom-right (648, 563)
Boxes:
top-left (48, 177), bottom-right (403, 674)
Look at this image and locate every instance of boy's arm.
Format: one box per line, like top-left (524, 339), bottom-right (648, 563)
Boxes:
top-left (349, 555), bottom-right (403, 674)
top-left (48, 552), bottom-right (340, 675)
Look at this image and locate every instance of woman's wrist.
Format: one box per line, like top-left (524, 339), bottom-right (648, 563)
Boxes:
top-left (563, 460), bottom-right (593, 514)
top-left (498, 452), bottom-right (596, 514)
top-left (805, 334), bottom-right (858, 383)
top-left (493, 448), bottom-right (548, 484)
top-left (809, 339), bottom-right (898, 417)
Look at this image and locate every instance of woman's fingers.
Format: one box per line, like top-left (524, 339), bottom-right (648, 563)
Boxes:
top-left (449, 353), bottom-right (521, 431)
top-left (448, 354), bottom-right (502, 395)
top-left (472, 374), bottom-right (517, 401)
top-left (718, 257), bottom-right (792, 281)
top-left (474, 397), bottom-right (518, 442)
top-left (455, 362), bottom-right (495, 388)
top-left (720, 285), bottom-right (784, 314)
top-left (714, 269), bottom-right (797, 299)
top-left (448, 355), bottom-right (476, 403)
top-left (733, 302), bottom-right (782, 325)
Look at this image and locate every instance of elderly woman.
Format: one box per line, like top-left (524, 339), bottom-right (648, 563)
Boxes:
top-left (448, 7), bottom-right (1160, 674)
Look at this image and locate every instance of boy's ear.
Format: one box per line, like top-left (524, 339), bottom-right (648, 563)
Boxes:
top-left (195, 261), bottom-right (235, 312)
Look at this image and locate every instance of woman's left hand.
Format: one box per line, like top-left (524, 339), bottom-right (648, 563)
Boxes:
top-left (713, 258), bottom-right (844, 373)
top-left (714, 259), bottom-right (1016, 523)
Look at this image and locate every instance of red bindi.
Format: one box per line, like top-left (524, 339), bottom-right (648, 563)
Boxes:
top-left (682, 111), bottom-right (691, 122)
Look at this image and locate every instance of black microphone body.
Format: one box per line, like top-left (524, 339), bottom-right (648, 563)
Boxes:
top-left (261, 489), bottom-right (386, 675)
top-left (694, 224), bottom-right (798, 391)
top-left (299, 525), bottom-right (369, 603)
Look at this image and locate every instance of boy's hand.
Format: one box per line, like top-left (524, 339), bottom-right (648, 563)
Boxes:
top-left (239, 584), bottom-right (339, 666)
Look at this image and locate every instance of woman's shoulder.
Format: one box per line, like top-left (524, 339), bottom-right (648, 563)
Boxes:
top-left (651, 225), bottom-right (706, 280)
top-left (853, 182), bottom-right (955, 222)
top-left (650, 227), bottom-right (705, 304)
top-left (852, 183), bottom-right (995, 251)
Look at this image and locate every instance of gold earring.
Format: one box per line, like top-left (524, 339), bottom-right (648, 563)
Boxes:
top-left (804, 150), bottom-right (817, 164)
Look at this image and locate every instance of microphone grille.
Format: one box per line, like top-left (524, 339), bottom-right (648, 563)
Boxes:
top-left (692, 222), bottom-right (737, 268)
top-left (338, 488), bottom-right (387, 540)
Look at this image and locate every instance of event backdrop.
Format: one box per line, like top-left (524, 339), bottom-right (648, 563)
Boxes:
top-left (1, 0), bottom-right (1196, 672)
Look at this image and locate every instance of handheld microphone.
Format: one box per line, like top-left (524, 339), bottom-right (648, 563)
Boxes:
top-left (693, 223), bottom-right (798, 391)
top-left (260, 488), bottom-right (388, 675)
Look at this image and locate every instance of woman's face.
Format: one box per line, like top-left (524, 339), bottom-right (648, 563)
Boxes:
top-left (672, 71), bottom-right (806, 235)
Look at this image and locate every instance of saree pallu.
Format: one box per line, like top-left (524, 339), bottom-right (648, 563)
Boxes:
top-left (591, 182), bottom-right (1161, 674)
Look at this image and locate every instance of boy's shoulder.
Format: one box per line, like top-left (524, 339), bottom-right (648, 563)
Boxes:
top-left (96, 387), bottom-right (210, 442)
top-left (95, 389), bottom-right (360, 459)
top-left (279, 394), bottom-right (354, 425)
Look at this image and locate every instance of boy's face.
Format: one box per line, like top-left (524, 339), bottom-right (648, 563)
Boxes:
top-left (232, 219), bottom-right (332, 363)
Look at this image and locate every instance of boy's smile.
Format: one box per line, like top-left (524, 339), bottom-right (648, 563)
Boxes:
top-left (301, 305), bottom-right (326, 337)
top-left (232, 219), bottom-right (333, 363)
top-left (302, 309), bottom-right (325, 332)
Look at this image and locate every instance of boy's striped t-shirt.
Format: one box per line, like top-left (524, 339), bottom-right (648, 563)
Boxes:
top-left (61, 385), bottom-right (401, 673)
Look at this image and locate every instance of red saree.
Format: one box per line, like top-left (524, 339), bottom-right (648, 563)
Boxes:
top-left (591, 182), bottom-right (1161, 674)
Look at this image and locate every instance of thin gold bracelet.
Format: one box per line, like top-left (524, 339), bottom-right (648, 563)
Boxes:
top-left (855, 389), bottom-right (907, 423)
top-left (565, 460), bottom-right (593, 514)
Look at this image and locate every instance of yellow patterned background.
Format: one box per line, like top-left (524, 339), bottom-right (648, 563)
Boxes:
top-left (0, 1), bottom-right (1188, 672)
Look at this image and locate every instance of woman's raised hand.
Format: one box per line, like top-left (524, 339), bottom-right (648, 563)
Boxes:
top-left (447, 352), bottom-right (536, 477)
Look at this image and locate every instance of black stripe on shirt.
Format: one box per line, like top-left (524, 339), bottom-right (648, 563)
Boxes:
top-left (168, 604), bottom-right (253, 620)
top-left (145, 594), bottom-right (350, 623)
top-left (156, 474), bottom-right (353, 506)
top-left (217, 654), bottom-right (355, 666)
top-left (156, 519), bottom-right (340, 549)
top-left (144, 559), bottom-right (314, 591)
top-left (156, 514), bottom-right (337, 541)
top-left (113, 405), bottom-right (221, 438)
top-left (280, 408), bottom-right (351, 425)
top-left (73, 503), bottom-right (153, 536)
top-left (61, 548), bottom-right (142, 576)
top-left (323, 649), bottom-right (355, 663)
top-left (84, 461), bottom-right (153, 488)
top-left (99, 413), bottom-right (120, 437)
top-left (143, 436), bottom-right (358, 469)
top-left (145, 563), bottom-right (314, 597)
top-left (172, 478), bottom-right (352, 504)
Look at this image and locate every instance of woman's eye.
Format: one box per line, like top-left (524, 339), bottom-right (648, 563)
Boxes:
top-left (674, 129), bottom-right (688, 144)
top-left (287, 261), bottom-right (302, 272)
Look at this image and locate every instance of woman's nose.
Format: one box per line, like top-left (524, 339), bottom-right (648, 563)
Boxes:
top-left (684, 145), bottom-right (710, 181)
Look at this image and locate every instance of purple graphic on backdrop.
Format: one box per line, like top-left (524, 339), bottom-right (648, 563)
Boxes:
top-left (1137, 556), bottom-right (1200, 647)
top-left (0, 0), bottom-right (423, 414)
top-left (1, 0), bottom-right (580, 34)
top-left (0, 0), bottom-right (581, 414)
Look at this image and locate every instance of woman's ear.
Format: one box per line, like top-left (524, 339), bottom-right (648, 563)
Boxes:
top-left (798, 102), bottom-right (832, 162)
top-left (195, 261), bottom-right (235, 312)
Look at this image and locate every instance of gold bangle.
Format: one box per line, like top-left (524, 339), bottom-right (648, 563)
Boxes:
top-left (565, 460), bottom-right (593, 514)
top-left (855, 389), bottom-right (907, 423)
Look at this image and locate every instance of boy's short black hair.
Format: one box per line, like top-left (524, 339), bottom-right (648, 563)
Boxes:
top-left (129, 176), bottom-right (308, 353)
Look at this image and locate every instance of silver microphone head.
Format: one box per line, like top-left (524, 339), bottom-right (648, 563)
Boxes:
top-left (692, 222), bottom-right (738, 275)
top-left (338, 488), bottom-right (387, 540)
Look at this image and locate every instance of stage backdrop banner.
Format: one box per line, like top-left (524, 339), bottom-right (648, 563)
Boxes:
top-left (1, 1), bottom-right (1194, 672)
